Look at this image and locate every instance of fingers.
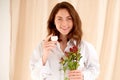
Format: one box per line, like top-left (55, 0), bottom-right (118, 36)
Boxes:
top-left (43, 34), bottom-right (57, 54)
top-left (44, 34), bottom-right (53, 42)
top-left (42, 39), bottom-right (57, 65)
top-left (43, 34), bottom-right (57, 51)
top-left (68, 70), bottom-right (83, 80)
top-left (43, 41), bottom-right (57, 50)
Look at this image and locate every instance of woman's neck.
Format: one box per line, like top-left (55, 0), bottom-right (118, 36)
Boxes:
top-left (59, 35), bottom-right (68, 52)
top-left (60, 35), bottom-right (67, 43)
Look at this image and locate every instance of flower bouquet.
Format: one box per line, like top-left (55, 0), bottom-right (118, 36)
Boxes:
top-left (60, 46), bottom-right (82, 80)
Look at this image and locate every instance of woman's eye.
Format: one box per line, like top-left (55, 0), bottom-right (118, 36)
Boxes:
top-left (68, 18), bottom-right (72, 20)
top-left (66, 17), bottom-right (72, 21)
top-left (58, 18), bottom-right (62, 20)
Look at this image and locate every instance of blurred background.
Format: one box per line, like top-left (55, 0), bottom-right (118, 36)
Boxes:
top-left (0, 0), bottom-right (120, 80)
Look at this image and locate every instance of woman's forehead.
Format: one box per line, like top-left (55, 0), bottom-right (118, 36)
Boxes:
top-left (55, 9), bottom-right (71, 17)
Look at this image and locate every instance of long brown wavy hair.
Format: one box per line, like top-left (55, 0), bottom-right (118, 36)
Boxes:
top-left (47, 1), bottom-right (82, 45)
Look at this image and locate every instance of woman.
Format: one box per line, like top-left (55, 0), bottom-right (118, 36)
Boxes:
top-left (30, 1), bottom-right (100, 80)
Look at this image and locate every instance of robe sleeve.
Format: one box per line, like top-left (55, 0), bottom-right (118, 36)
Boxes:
top-left (83, 41), bottom-right (100, 80)
top-left (29, 42), bottom-right (52, 80)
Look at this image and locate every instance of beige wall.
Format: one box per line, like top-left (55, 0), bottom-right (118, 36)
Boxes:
top-left (0, 0), bottom-right (10, 80)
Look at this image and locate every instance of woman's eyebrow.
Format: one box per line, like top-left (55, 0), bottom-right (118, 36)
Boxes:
top-left (56, 16), bottom-right (62, 18)
top-left (67, 16), bottom-right (72, 18)
top-left (57, 16), bottom-right (71, 17)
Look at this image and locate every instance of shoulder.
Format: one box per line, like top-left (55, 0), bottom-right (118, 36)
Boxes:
top-left (79, 40), bottom-right (97, 55)
top-left (80, 40), bottom-right (95, 49)
top-left (33, 41), bottom-right (44, 55)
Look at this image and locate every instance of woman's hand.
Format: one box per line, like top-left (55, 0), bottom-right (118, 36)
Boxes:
top-left (68, 70), bottom-right (84, 80)
top-left (42, 34), bottom-right (57, 65)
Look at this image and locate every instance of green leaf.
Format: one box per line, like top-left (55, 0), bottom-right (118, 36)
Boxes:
top-left (63, 66), bottom-right (67, 72)
top-left (68, 61), bottom-right (74, 70)
top-left (64, 77), bottom-right (69, 80)
top-left (73, 61), bottom-right (77, 70)
top-left (76, 63), bottom-right (80, 69)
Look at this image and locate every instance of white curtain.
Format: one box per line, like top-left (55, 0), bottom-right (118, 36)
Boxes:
top-left (10, 0), bottom-right (120, 80)
top-left (0, 0), bottom-right (10, 80)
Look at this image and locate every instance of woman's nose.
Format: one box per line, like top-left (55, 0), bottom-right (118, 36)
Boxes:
top-left (61, 20), bottom-right (67, 26)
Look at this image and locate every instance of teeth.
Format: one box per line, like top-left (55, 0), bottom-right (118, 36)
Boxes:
top-left (51, 36), bottom-right (58, 41)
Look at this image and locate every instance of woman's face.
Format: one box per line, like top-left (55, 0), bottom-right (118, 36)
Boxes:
top-left (54, 9), bottom-right (73, 36)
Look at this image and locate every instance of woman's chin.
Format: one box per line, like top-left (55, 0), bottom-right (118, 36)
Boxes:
top-left (61, 33), bottom-right (69, 36)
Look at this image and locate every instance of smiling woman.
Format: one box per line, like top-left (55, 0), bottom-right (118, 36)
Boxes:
top-left (10, 0), bottom-right (120, 80)
top-left (30, 2), bottom-right (100, 80)
top-left (55, 9), bottom-right (73, 35)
